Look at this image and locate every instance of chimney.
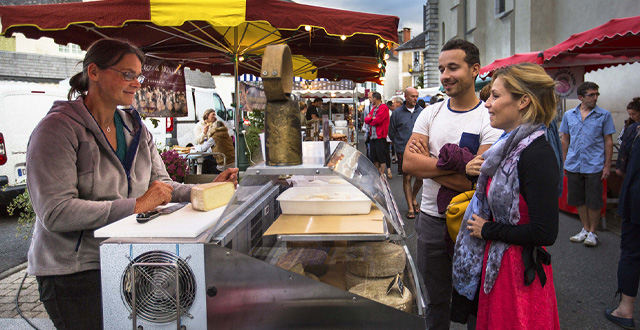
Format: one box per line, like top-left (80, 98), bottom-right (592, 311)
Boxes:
top-left (402, 27), bottom-right (411, 44)
top-left (393, 27), bottom-right (412, 56)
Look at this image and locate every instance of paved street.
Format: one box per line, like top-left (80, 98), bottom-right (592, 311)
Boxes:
top-left (0, 149), bottom-right (637, 329)
top-left (0, 210), bottom-right (31, 274)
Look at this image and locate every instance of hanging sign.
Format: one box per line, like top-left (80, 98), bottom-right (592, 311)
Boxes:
top-left (547, 67), bottom-right (584, 100)
top-left (132, 58), bottom-right (188, 117)
top-left (239, 81), bottom-right (267, 112)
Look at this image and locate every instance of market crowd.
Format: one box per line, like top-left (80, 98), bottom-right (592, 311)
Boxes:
top-left (361, 38), bottom-right (639, 330)
top-left (21, 36), bottom-right (640, 330)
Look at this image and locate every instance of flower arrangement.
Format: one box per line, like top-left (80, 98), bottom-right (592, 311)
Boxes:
top-left (159, 149), bottom-right (189, 182)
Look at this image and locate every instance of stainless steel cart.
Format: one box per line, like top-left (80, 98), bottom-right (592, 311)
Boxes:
top-left (100, 142), bottom-right (427, 329)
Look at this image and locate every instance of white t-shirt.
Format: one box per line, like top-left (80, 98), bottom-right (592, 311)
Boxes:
top-left (412, 99), bottom-right (503, 217)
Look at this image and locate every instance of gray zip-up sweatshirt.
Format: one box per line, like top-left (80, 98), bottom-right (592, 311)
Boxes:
top-left (26, 98), bottom-right (193, 276)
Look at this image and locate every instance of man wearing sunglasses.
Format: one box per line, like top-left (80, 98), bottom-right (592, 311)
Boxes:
top-left (560, 81), bottom-right (615, 247)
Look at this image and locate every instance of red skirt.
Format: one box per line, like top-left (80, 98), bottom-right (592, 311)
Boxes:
top-left (476, 243), bottom-right (560, 330)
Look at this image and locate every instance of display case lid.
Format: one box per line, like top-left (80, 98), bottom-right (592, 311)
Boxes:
top-left (326, 142), bottom-right (406, 237)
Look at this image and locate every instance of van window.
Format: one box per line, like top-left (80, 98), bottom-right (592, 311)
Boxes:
top-left (212, 94), bottom-right (225, 112)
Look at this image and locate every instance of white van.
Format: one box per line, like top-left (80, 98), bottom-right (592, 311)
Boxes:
top-left (0, 85), bottom-right (67, 206)
top-left (143, 85), bottom-right (231, 149)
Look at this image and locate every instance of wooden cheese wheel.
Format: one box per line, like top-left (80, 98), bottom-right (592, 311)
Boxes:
top-left (349, 281), bottom-right (413, 312)
top-left (276, 248), bottom-right (328, 277)
top-left (345, 271), bottom-right (396, 290)
top-left (346, 242), bottom-right (406, 277)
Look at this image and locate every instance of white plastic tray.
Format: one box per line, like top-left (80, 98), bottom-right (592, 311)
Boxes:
top-left (277, 185), bottom-right (372, 215)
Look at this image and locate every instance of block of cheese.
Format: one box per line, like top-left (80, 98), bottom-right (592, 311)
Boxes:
top-left (349, 281), bottom-right (413, 312)
top-left (345, 271), bottom-right (397, 290)
top-left (276, 248), bottom-right (329, 277)
top-left (346, 242), bottom-right (406, 278)
top-left (190, 182), bottom-right (235, 211)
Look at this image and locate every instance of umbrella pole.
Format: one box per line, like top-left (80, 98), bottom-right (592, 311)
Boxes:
top-left (234, 26), bottom-right (250, 172)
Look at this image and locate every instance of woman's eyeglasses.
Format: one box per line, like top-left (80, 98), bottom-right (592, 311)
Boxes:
top-left (108, 67), bottom-right (145, 84)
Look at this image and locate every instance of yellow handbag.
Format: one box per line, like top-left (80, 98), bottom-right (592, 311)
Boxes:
top-left (446, 190), bottom-right (475, 243)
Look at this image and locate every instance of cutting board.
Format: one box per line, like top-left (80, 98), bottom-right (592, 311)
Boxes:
top-left (94, 203), bottom-right (226, 238)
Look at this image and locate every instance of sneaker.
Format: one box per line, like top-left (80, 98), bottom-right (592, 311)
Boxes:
top-left (570, 228), bottom-right (588, 243)
top-left (584, 232), bottom-right (598, 247)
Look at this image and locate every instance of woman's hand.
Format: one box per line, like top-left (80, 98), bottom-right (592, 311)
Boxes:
top-left (134, 180), bottom-right (173, 213)
top-left (204, 123), bottom-right (210, 134)
top-left (467, 214), bottom-right (488, 239)
top-left (466, 155), bottom-right (485, 176)
top-left (214, 168), bottom-right (239, 188)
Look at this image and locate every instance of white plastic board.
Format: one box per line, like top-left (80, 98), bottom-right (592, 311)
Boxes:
top-left (94, 203), bottom-right (226, 238)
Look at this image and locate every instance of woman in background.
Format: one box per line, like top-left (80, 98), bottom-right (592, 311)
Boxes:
top-left (211, 120), bottom-right (236, 171)
top-left (617, 98), bottom-right (640, 146)
top-left (605, 106), bottom-right (639, 329)
top-left (453, 63), bottom-right (560, 329)
top-left (616, 97), bottom-right (640, 177)
top-left (194, 108), bottom-right (217, 145)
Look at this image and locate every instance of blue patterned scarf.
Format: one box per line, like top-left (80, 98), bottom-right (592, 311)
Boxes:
top-left (452, 123), bottom-right (545, 300)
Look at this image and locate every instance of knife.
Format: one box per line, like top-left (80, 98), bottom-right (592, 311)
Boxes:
top-left (136, 202), bottom-right (188, 223)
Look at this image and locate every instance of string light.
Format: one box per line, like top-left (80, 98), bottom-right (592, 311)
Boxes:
top-left (238, 55), bottom-right (244, 62)
top-left (305, 25), bottom-right (311, 31)
top-left (378, 63), bottom-right (382, 68)
top-left (340, 35), bottom-right (346, 40)
top-left (384, 54), bottom-right (389, 60)
top-left (379, 42), bottom-right (385, 49)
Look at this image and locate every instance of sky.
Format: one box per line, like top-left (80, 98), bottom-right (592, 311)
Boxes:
top-left (295, 0), bottom-right (424, 37)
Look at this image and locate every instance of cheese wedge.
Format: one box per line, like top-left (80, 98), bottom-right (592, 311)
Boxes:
top-left (190, 182), bottom-right (235, 211)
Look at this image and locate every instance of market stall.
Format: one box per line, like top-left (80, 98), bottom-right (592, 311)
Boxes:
top-left (95, 140), bottom-right (426, 329)
top-left (94, 43), bottom-right (425, 329)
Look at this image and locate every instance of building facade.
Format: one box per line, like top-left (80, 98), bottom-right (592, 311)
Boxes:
top-left (434, 0), bottom-right (640, 135)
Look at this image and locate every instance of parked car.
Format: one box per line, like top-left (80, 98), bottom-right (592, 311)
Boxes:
top-left (0, 85), bottom-right (67, 206)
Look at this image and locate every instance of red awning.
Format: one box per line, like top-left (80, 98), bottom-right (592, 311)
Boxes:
top-left (480, 52), bottom-right (543, 75)
top-left (0, 0), bottom-right (399, 83)
top-left (544, 15), bottom-right (640, 60)
top-left (480, 51), bottom-right (640, 76)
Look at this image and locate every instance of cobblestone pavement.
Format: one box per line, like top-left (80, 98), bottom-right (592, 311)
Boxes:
top-left (0, 265), bottom-right (54, 329)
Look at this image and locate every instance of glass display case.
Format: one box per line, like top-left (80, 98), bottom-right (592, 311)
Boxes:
top-left (204, 142), bottom-right (426, 328)
top-left (100, 142), bottom-right (426, 329)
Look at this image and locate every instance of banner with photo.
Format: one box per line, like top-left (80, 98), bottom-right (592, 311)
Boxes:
top-left (239, 81), bottom-right (267, 112)
top-left (132, 58), bottom-right (188, 117)
top-left (548, 67), bottom-right (584, 100)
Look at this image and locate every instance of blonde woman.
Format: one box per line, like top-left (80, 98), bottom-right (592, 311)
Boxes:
top-left (453, 63), bottom-right (560, 329)
top-left (194, 108), bottom-right (217, 145)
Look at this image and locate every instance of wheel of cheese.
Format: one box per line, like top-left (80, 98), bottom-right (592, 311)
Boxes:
top-left (275, 258), bottom-right (305, 276)
top-left (346, 242), bottom-right (406, 277)
top-left (349, 281), bottom-right (413, 312)
top-left (345, 271), bottom-right (396, 290)
top-left (276, 248), bottom-right (328, 277)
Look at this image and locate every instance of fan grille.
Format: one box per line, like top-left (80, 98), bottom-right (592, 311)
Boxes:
top-left (121, 250), bottom-right (197, 323)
